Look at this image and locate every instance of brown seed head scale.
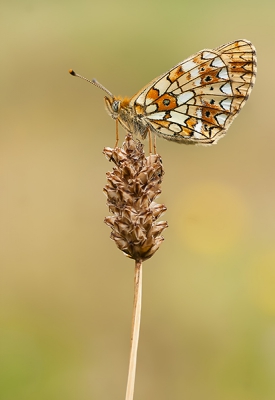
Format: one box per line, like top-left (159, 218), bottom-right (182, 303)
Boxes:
top-left (103, 134), bottom-right (168, 262)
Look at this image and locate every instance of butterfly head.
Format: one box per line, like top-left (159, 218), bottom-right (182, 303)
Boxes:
top-left (104, 96), bottom-right (121, 120)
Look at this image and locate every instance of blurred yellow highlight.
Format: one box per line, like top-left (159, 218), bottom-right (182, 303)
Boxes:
top-left (175, 181), bottom-right (249, 256)
top-left (246, 251), bottom-right (275, 315)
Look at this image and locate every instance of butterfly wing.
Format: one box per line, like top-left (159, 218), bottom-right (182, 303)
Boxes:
top-left (130, 39), bottom-right (257, 145)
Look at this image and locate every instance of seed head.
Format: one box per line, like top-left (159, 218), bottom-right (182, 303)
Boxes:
top-left (103, 135), bottom-right (168, 262)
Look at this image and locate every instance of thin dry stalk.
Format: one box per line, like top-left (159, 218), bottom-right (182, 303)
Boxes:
top-left (125, 260), bottom-right (142, 400)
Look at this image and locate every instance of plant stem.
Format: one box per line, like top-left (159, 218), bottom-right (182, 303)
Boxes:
top-left (125, 260), bottom-right (143, 400)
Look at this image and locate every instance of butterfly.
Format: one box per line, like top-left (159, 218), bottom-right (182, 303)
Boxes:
top-left (70, 39), bottom-right (257, 147)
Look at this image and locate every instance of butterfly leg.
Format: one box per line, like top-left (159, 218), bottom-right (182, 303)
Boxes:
top-left (153, 134), bottom-right (157, 154)
top-left (148, 129), bottom-right (157, 154)
top-left (115, 119), bottom-right (119, 148)
top-left (148, 128), bottom-right (153, 155)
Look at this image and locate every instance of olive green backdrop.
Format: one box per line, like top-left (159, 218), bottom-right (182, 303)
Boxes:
top-left (1, 0), bottom-right (275, 399)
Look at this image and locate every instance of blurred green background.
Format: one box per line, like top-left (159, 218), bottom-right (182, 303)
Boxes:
top-left (1, 0), bottom-right (275, 399)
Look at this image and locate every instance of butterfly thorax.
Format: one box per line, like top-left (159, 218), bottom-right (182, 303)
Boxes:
top-left (104, 95), bottom-right (149, 139)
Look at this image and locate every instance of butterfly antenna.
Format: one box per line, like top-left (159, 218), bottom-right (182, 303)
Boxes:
top-left (69, 69), bottom-right (114, 98)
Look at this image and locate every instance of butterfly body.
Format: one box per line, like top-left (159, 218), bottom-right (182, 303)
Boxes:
top-left (103, 39), bottom-right (257, 145)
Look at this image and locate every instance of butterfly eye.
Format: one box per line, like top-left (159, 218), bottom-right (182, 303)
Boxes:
top-left (112, 100), bottom-right (120, 113)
